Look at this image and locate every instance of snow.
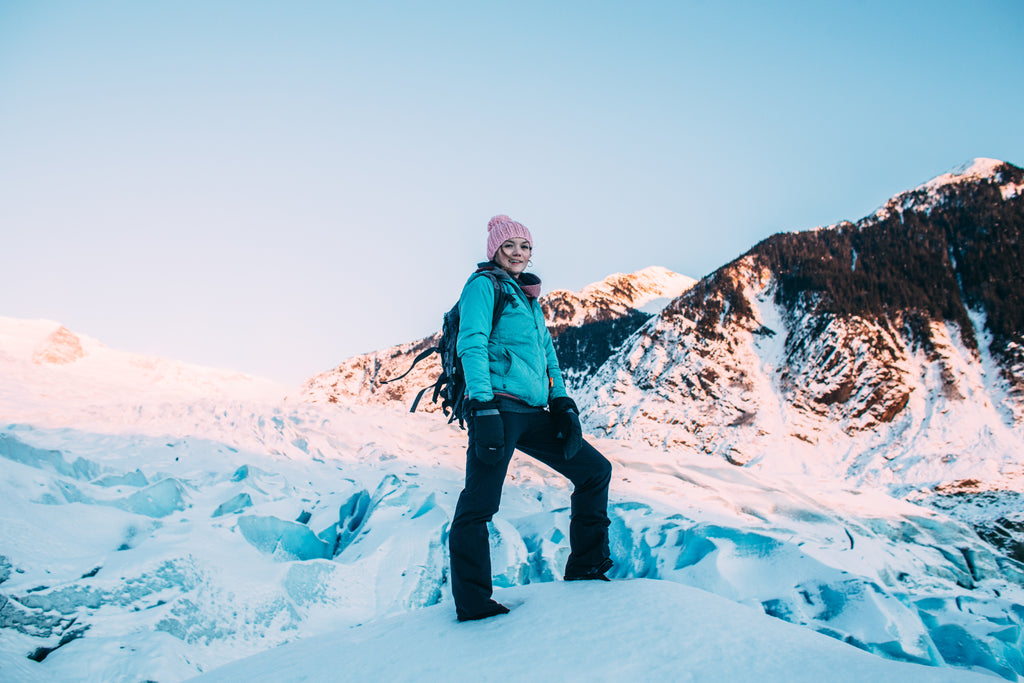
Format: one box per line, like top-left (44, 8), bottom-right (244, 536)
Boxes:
top-left (872, 158), bottom-right (1018, 220)
top-left (1, 317), bottom-right (1023, 682)
top-left (236, 515), bottom-right (332, 561)
top-left (544, 266), bottom-right (697, 328)
top-left (942, 158), bottom-right (1007, 184)
top-left (577, 265), bottom-right (697, 311)
top-left (909, 158), bottom-right (1008, 203)
top-left (193, 580), bottom-right (989, 683)
top-left (0, 315), bottom-right (286, 412)
top-left (579, 257), bottom-right (1024, 499)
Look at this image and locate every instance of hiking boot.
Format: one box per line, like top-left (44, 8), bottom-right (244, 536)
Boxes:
top-left (456, 601), bottom-right (510, 622)
top-left (564, 570), bottom-right (610, 582)
top-left (564, 558), bottom-right (613, 582)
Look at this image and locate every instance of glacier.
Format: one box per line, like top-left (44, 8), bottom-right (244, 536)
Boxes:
top-left (2, 293), bottom-right (1024, 682)
top-left (1, 401), bottom-right (1022, 681)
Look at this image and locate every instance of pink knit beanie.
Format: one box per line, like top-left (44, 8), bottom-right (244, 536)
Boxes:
top-left (486, 214), bottom-right (533, 261)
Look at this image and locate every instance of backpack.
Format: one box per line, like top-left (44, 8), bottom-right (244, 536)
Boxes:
top-left (381, 270), bottom-right (513, 428)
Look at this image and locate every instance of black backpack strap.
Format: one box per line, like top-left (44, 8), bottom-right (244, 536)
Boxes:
top-left (380, 345), bottom-right (437, 385)
top-left (475, 270), bottom-right (513, 331)
top-left (409, 382), bottom-right (436, 413)
top-left (383, 268), bottom-right (513, 425)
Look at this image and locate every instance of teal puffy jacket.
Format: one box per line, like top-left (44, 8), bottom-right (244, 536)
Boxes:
top-left (457, 267), bottom-right (568, 407)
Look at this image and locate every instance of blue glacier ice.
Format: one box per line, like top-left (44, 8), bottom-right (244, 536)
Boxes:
top-left (117, 478), bottom-right (189, 518)
top-left (237, 515), bottom-right (332, 561)
top-left (212, 493), bottom-right (253, 517)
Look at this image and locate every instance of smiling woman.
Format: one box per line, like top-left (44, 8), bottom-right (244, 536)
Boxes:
top-left (447, 214), bottom-right (613, 622)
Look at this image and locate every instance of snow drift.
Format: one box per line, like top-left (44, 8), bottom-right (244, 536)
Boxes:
top-left (193, 580), bottom-right (991, 682)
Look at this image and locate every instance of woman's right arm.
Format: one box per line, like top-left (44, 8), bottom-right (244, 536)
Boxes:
top-left (457, 275), bottom-right (495, 403)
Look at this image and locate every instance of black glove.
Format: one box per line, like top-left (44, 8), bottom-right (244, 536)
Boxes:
top-left (469, 399), bottom-right (504, 464)
top-left (549, 397), bottom-right (583, 460)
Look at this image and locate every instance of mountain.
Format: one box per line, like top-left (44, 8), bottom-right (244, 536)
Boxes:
top-left (544, 267), bottom-right (697, 391)
top-left (297, 266), bottom-right (695, 407)
top-left (0, 317), bottom-right (285, 413)
top-left (542, 265), bottom-right (696, 334)
top-left (575, 158), bottom-right (1024, 560)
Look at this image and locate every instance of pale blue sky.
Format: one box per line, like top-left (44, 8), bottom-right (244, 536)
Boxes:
top-left (2, 1), bottom-right (1022, 386)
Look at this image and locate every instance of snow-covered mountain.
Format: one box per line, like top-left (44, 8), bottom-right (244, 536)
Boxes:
top-left (575, 159), bottom-right (1024, 560)
top-left (2, 317), bottom-right (1022, 681)
top-left (0, 317), bottom-right (285, 413)
top-left (542, 265), bottom-right (696, 334)
top-left (297, 265), bottom-right (695, 407)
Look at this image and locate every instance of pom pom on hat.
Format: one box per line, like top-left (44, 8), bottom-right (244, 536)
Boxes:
top-left (486, 214), bottom-right (533, 261)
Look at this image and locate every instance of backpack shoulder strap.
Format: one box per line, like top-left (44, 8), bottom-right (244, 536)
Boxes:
top-left (379, 269), bottom-right (512, 426)
top-left (471, 269), bottom-right (513, 330)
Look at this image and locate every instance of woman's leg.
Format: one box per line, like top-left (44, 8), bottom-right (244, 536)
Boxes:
top-left (516, 411), bottom-right (613, 577)
top-left (448, 412), bottom-right (526, 620)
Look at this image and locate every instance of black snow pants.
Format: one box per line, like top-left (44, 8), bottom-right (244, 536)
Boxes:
top-left (448, 408), bottom-right (612, 621)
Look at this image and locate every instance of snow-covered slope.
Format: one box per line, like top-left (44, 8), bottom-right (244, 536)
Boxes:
top-left (542, 265), bottom-right (696, 333)
top-left (194, 580), bottom-right (989, 682)
top-left (1, 320), bottom-right (1022, 681)
top-left (576, 160), bottom-right (1024, 561)
top-left (296, 266), bottom-right (694, 409)
top-left (580, 260), bottom-right (1023, 486)
top-left (874, 157), bottom-right (1024, 221)
top-left (0, 317), bottom-right (285, 414)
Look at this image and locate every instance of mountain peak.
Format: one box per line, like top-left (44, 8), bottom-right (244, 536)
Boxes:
top-left (32, 326), bottom-right (86, 365)
top-left (923, 157), bottom-right (1013, 193)
top-left (578, 266), bottom-right (696, 308)
top-left (545, 266), bottom-right (696, 330)
top-left (874, 158), bottom-right (1023, 221)
top-left (948, 157), bottom-right (1007, 177)
top-left (0, 315), bottom-right (285, 406)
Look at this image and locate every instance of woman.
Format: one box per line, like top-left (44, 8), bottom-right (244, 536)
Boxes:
top-left (448, 214), bottom-right (613, 622)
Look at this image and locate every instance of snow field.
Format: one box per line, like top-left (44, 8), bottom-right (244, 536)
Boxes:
top-left (1, 400), bottom-right (1022, 681)
top-left (1, 312), bottom-right (1023, 681)
top-left (194, 580), bottom-right (991, 683)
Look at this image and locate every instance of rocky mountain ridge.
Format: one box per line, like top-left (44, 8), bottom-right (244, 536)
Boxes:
top-left (574, 158), bottom-right (1024, 559)
top-left (578, 159), bottom-right (1023, 454)
top-left (296, 160), bottom-right (1024, 561)
top-left (542, 266), bottom-right (695, 334)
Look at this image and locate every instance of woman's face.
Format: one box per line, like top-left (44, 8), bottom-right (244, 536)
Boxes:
top-left (494, 238), bottom-right (531, 276)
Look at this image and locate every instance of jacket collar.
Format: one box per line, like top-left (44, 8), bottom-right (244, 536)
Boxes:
top-left (475, 262), bottom-right (542, 300)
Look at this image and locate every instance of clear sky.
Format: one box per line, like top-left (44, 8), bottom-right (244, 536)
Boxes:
top-left (2, 0), bottom-right (1022, 387)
